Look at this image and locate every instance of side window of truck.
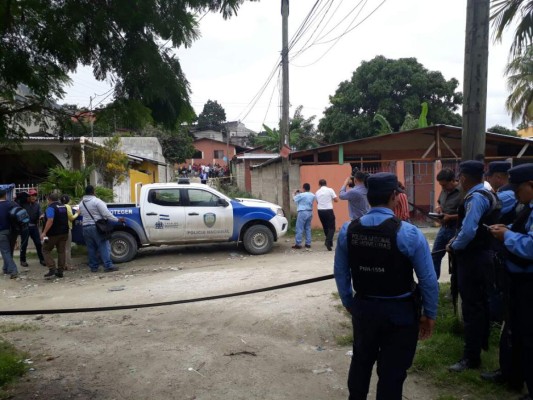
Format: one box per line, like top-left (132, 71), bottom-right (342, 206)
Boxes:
top-left (186, 189), bottom-right (219, 207)
top-left (148, 189), bottom-right (181, 206)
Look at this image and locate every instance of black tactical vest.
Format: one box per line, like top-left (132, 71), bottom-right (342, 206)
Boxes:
top-left (457, 189), bottom-right (501, 250)
top-left (347, 217), bottom-right (414, 297)
top-left (45, 202), bottom-right (69, 236)
top-left (505, 205), bottom-right (533, 267)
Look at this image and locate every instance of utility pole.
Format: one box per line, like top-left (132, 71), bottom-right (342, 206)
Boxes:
top-left (462, 0), bottom-right (490, 160)
top-left (280, 0), bottom-right (291, 219)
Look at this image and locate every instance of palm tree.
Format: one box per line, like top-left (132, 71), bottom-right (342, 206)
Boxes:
top-left (490, 0), bottom-right (533, 57)
top-left (255, 125), bottom-right (282, 152)
top-left (504, 45), bottom-right (533, 123)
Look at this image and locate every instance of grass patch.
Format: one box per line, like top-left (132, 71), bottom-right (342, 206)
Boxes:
top-left (336, 334), bottom-right (353, 346)
top-left (0, 324), bottom-right (38, 334)
top-left (0, 340), bottom-right (28, 390)
top-left (217, 182), bottom-right (256, 199)
top-left (411, 284), bottom-right (507, 399)
top-left (332, 284), bottom-right (514, 399)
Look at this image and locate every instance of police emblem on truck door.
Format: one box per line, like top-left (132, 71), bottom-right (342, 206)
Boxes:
top-left (204, 213), bottom-right (216, 228)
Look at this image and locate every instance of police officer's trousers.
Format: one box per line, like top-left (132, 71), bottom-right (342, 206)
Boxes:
top-left (348, 296), bottom-right (419, 400)
top-left (509, 274), bottom-right (533, 395)
top-left (456, 250), bottom-right (492, 363)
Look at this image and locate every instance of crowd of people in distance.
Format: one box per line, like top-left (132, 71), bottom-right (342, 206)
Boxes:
top-left (177, 163), bottom-right (230, 179)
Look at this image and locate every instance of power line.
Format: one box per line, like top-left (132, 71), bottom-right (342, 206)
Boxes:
top-left (291, 0), bottom-right (387, 68)
top-left (290, 0), bottom-right (366, 61)
top-left (262, 68), bottom-right (281, 128)
top-left (237, 0), bottom-right (326, 124)
top-left (289, 0), bottom-right (337, 59)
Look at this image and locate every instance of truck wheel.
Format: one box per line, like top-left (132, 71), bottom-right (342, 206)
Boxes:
top-left (110, 231), bottom-right (137, 263)
top-left (243, 225), bottom-right (274, 255)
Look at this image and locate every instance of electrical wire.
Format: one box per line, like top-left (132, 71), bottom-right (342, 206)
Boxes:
top-left (289, 0), bottom-right (337, 59)
top-left (290, 0), bottom-right (366, 61)
top-left (291, 0), bottom-right (387, 68)
top-left (237, 0), bottom-right (325, 124)
top-left (261, 68), bottom-right (281, 128)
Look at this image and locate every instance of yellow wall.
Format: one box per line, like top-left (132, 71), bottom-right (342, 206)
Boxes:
top-left (137, 161), bottom-right (159, 182)
top-left (518, 127), bottom-right (533, 138)
top-left (129, 169), bottom-right (152, 202)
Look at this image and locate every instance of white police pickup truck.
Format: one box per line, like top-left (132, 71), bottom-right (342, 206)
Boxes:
top-left (72, 182), bottom-right (288, 263)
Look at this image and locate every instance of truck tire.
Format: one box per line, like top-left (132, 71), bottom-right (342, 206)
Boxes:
top-left (110, 231), bottom-right (138, 263)
top-left (243, 225), bottom-right (274, 255)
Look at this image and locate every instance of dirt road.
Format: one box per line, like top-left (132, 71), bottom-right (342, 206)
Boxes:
top-left (0, 238), bottom-right (440, 400)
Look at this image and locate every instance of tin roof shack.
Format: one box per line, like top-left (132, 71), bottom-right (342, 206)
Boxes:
top-left (287, 125), bottom-right (533, 227)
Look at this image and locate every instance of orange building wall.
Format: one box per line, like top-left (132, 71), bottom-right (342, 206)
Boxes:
top-left (188, 140), bottom-right (235, 167)
top-left (299, 164), bottom-right (354, 229)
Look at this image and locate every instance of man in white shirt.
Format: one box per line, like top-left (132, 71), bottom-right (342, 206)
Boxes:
top-left (315, 179), bottom-right (338, 251)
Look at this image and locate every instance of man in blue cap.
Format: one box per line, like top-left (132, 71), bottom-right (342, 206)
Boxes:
top-left (489, 163), bottom-right (533, 400)
top-left (334, 172), bottom-right (438, 400)
top-left (447, 160), bottom-right (501, 372)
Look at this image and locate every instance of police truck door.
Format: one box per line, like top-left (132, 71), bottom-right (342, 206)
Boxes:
top-left (142, 188), bottom-right (186, 243)
top-left (183, 188), bottom-right (233, 241)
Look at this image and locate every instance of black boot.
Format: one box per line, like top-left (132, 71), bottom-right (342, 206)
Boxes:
top-left (449, 358), bottom-right (480, 372)
top-left (44, 269), bottom-right (57, 279)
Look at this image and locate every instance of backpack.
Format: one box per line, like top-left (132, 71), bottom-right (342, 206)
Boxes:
top-left (9, 205), bottom-right (30, 233)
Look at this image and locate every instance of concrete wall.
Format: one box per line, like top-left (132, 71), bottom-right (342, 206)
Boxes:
top-left (235, 162), bottom-right (246, 192)
top-left (250, 162), bottom-right (300, 212)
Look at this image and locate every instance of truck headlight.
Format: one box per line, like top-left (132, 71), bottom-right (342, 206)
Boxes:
top-left (275, 208), bottom-right (285, 217)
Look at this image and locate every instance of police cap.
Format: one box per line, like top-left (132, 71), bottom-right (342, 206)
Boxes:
top-left (459, 160), bottom-right (485, 178)
top-left (366, 172), bottom-right (404, 197)
top-left (508, 163), bottom-right (533, 189)
top-left (486, 161), bottom-right (511, 176)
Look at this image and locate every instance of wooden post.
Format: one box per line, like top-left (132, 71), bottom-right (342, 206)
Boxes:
top-left (462, 0), bottom-right (489, 160)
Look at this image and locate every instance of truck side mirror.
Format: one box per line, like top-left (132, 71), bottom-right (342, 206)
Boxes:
top-left (218, 198), bottom-right (229, 207)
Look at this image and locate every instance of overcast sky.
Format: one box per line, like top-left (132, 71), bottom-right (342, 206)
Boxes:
top-left (62, 0), bottom-right (517, 134)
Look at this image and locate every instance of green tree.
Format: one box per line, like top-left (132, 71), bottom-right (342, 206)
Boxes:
top-left (504, 45), bottom-right (533, 124)
top-left (91, 136), bottom-right (129, 187)
top-left (157, 127), bottom-right (196, 164)
top-left (490, 0), bottom-right (533, 58)
top-left (289, 106), bottom-right (321, 150)
top-left (197, 100), bottom-right (227, 131)
top-left (253, 106), bottom-right (320, 151)
top-left (318, 56), bottom-right (463, 143)
top-left (487, 124), bottom-right (518, 136)
top-left (0, 0), bottom-right (248, 143)
top-left (39, 165), bottom-right (113, 202)
top-left (255, 125), bottom-right (284, 152)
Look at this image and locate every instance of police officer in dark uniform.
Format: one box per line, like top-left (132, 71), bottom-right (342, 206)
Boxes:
top-left (489, 163), bottom-right (533, 400)
top-left (40, 193), bottom-right (69, 279)
top-left (482, 161), bottom-right (523, 389)
top-left (334, 172), bottom-right (438, 400)
top-left (448, 160), bottom-right (501, 372)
